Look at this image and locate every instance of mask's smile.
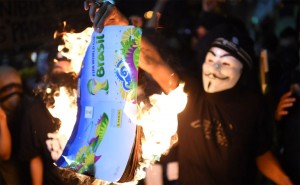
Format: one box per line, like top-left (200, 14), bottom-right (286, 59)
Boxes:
top-left (204, 73), bottom-right (229, 80)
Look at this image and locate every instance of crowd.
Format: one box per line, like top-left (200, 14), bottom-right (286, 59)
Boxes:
top-left (0, 0), bottom-right (299, 185)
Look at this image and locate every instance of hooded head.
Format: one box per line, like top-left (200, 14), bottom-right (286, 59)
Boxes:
top-left (201, 23), bottom-right (257, 93)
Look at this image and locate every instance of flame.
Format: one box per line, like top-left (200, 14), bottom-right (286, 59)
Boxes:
top-left (48, 87), bottom-right (78, 139)
top-left (48, 25), bottom-right (93, 138)
top-left (55, 26), bottom-right (93, 74)
top-left (132, 83), bottom-right (187, 182)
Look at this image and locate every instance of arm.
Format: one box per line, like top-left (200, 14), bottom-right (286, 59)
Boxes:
top-left (256, 150), bottom-right (293, 185)
top-left (139, 37), bottom-right (180, 93)
top-left (0, 107), bottom-right (11, 160)
top-left (275, 91), bottom-right (296, 121)
top-left (30, 155), bottom-right (43, 185)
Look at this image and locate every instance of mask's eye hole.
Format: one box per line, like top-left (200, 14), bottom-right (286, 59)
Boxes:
top-left (222, 62), bottom-right (230, 66)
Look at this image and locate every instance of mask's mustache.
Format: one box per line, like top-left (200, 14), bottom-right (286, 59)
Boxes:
top-left (204, 73), bottom-right (229, 80)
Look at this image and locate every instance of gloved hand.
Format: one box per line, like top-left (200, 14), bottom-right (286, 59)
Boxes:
top-left (84, 0), bottom-right (129, 32)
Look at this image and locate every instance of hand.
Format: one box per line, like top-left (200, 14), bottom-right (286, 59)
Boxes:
top-left (84, 1), bottom-right (129, 32)
top-left (139, 38), bottom-right (179, 94)
top-left (275, 91), bottom-right (296, 121)
top-left (46, 132), bottom-right (67, 161)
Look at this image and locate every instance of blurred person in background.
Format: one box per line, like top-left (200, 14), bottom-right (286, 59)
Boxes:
top-left (273, 17), bottom-right (300, 183)
top-left (274, 77), bottom-right (300, 184)
top-left (0, 65), bottom-right (31, 185)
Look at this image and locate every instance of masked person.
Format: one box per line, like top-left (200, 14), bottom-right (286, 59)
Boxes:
top-left (83, 2), bottom-right (293, 185)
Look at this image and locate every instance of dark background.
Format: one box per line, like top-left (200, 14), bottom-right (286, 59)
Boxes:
top-left (0, 0), bottom-right (298, 71)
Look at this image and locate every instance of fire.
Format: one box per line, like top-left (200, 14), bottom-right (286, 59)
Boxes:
top-left (54, 26), bottom-right (93, 75)
top-left (48, 25), bottom-right (187, 184)
top-left (49, 26), bottom-right (93, 138)
top-left (133, 83), bottom-right (187, 182)
top-left (47, 87), bottom-right (77, 139)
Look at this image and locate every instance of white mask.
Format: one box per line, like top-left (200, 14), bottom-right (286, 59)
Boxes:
top-left (202, 47), bottom-right (243, 93)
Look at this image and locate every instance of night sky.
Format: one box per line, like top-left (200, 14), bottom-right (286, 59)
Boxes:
top-left (0, 0), bottom-right (298, 70)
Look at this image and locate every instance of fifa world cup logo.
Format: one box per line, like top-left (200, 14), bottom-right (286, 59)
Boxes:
top-left (87, 78), bottom-right (109, 95)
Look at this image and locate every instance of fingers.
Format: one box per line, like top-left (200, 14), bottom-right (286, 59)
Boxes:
top-left (277, 109), bottom-right (289, 116)
top-left (84, 0), bottom-right (93, 11)
top-left (85, 1), bottom-right (129, 32)
top-left (92, 2), bottom-right (129, 32)
top-left (89, 3), bottom-right (98, 23)
top-left (278, 92), bottom-right (296, 108)
top-left (83, 0), bottom-right (98, 23)
top-left (84, 0), bottom-right (106, 27)
top-left (275, 91), bottom-right (296, 121)
top-left (94, 2), bottom-right (114, 32)
top-left (275, 107), bottom-right (289, 121)
top-left (278, 99), bottom-right (295, 110)
top-left (281, 91), bottom-right (293, 100)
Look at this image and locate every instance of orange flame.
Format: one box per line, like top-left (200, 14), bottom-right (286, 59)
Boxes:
top-left (133, 83), bottom-right (187, 182)
top-left (54, 26), bottom-right (93, 75)
top-left (48, 87), bottom-right (77, 139)
top-left (48, 26), bottom-right (93, 138)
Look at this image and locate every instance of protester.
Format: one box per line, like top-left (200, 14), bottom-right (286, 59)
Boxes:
top-left (275, 83), bottom-right (300, 184)
top-left (83, 1), bottom-right (293, 184)
top-left (0, 65), bottom-right (31, 185)
top-left (274, 57), bottom-right (300, 184)
top-left (265, 24), bottom-right (299, 184)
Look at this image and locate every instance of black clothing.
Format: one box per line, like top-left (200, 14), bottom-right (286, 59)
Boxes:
top-left (19, 97), bottom-right (90, 185)
top-left (0, 95), bottom-right (31, 185)
top-left (177, 76), bottom-right (272, 185)
top-left (0, 172), bottom-right (6, 185)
